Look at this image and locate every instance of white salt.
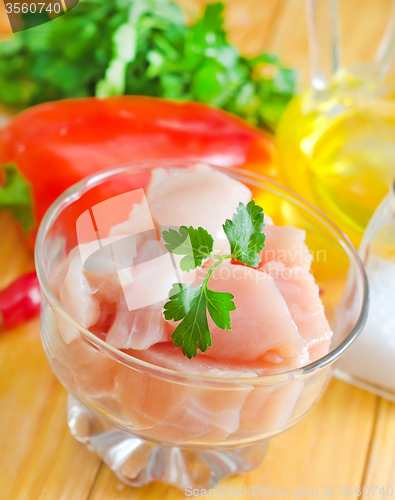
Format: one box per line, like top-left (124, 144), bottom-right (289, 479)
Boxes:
top-left (337, 256), bottom-right (395, 392)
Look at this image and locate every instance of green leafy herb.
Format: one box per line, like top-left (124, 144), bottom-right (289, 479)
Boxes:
top-left (162, 225), bottom-right (214, 272)
top-left (163, 200), bottom-right (265, 358)
top-left (165, 283), bottom-right (212, 358)
top-left (223, 200), bottom-right (266, 267)
top-left (0, 165), bottom-right (34, 233)
top-left (0, 0), bottom-right (296, 130)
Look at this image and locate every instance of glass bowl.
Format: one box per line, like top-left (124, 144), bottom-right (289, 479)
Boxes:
top-left (35, 160), bottom-right (368, 490)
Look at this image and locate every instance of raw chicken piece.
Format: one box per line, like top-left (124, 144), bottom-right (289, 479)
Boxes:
top-left (120, 344), bottom-right (306, 442)
top-left (144, 399), bottom-right (232, 442)
top-left (119, 343), bottom-right (255, 441)
top-left (51, 239), bottom-right (123, 304)
top-left (121, 253), bottom-right (178, 311)
top-left (238, 379), bottom-right (304, 435)
top-left (168, 261), bottom-right (308, 369)
top-left (52, 335), bottom-right (120, 413)
top-left (106, 295), bottom-right (169, 350)
top-left (309, 340), bottom-right (331, 362)
top-left (89, 309), bottom-right (116, 341)
top-left (130, 342), bottom-right (259, 378)
top-left (60, 257), bottom-right (101, 331)
top-left (259, 225), bottom-right (313, 270)
top-left (84, 269), bottom-right (122, 305)
top-left (49, 246), bottom-right (79, 299)
top-left (51, 241), bottom-right (123, 343)
top-left (106, 238), bottom-right (196, 349)
top-left (115, 359), bottom-right (184, 430)
top-left (109, 201), bottom-right (154, 238)
top-left (146, 164), bottom-right (251, 254)
top-left (132, 238), bottom-right (161, 265)
top-left (261, 262), bottom-right (333, 362)
top-left (109, 201), bottom-right (157, 250)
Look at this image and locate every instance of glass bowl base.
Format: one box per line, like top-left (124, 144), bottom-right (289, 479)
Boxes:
top-left (67, 395), bottom-right (268, 490)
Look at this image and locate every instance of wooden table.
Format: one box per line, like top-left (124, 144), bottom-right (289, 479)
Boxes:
top-left (1, 1), bottom-right (395, 498)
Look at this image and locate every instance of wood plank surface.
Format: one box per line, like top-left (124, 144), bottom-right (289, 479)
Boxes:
top-left (0, 0), bottom-right (394, 499)
top-left (363, 399), bottom-right (395, 494)
top-left (0, 213), bottom-right (102, 500)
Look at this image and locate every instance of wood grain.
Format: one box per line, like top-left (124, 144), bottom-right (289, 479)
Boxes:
top-left (363, 399), bottom-right (395, 492)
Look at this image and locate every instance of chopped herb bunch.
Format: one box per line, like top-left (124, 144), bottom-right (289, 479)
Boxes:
top-left (0, 0), bottom-right (297, 130)
top-left (162, 200), bottom-right (265, 358)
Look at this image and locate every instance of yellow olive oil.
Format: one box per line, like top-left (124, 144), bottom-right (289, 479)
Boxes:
top-left (277, 82), bottom-right (395, 246)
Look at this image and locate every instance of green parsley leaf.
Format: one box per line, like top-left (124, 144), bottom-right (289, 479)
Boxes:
top-left (162, 225), bottom-right (214, 272)
top-left (163, 282), bottom-right (201, 322)
top-left (223, 200), bottom-right (265, 267)
top-left (0, 165), bottom-right (35, 234)
top-left (205, 287), bottom-right (235, 330)
top-left (163, 200), bottom-right (264, 358)
top-left (164, 283), bottom-right (211, 358)
top-left (164, 281), bottom-right (236, 358)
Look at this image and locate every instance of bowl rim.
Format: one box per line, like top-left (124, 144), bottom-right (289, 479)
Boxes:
top-left (35, 160), bottom-right (369, 384)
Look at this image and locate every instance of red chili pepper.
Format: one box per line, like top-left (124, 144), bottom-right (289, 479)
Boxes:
top-left (0, 96), bottom-right (276, 247)
top-left (0, 272), bottom-right (41, 331)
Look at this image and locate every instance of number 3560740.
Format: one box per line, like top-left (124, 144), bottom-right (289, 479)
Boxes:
top-left (5, 3), bottom-right (63, 14)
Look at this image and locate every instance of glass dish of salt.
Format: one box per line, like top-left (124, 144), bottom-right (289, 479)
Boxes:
top-left (336, 182), bottom-right (395, 400)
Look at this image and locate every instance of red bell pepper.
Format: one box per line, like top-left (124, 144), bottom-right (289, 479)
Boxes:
top-left (0, 96), bottom-right (276, 331)
top-left (0, 96), bottom-right (276, 242)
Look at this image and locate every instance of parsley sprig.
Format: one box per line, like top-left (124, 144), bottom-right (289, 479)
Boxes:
top-left (162, 200), bottom-right (265, 358)
top-left (0, 1), bottom-right (296, 131)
